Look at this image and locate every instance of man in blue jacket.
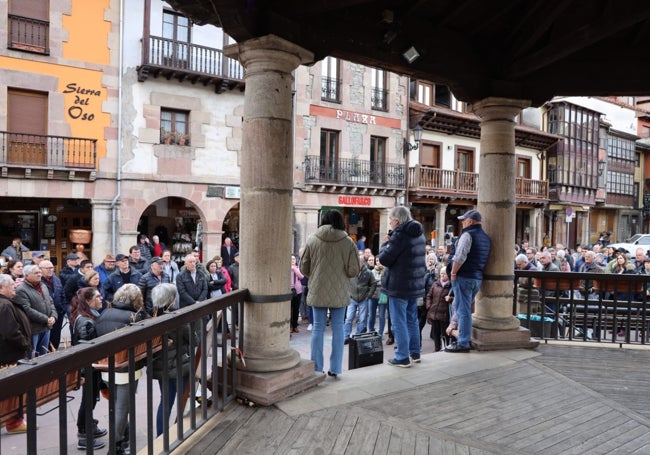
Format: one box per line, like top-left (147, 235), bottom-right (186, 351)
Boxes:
top-left (446, 209), bottom-right (491, 353)
top-left (378, 206), bottom-right (426, 367)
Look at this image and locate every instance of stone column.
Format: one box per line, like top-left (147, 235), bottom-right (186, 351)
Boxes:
top-left (471, 97), bottom-right (538, 350)
top-left (435, 203), bottom-right (448, 249)
top-left (224, 36), bottom-right (320, 404)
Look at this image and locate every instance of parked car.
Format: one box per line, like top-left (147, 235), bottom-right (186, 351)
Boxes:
top-left (607, 234), bottom-right (650, 255)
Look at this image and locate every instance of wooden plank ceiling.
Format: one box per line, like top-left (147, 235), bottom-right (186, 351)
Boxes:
top-left (167, 0), bottom-right (650, 106)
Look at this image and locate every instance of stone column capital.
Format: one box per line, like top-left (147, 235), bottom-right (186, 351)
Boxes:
top-left (472, 97), bottom-right (531, 121)
top-left (224, 34), bottom-right (314, 75)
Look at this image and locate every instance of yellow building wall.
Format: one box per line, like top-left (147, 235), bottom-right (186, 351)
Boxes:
top-left (62, 0), bottom-right (111, 65)
top-left (0, 0), bottom-right (112, 166)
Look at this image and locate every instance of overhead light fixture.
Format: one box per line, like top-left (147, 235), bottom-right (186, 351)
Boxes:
top-left (403, 124), bottom-right (423, 156)
top-left (402, 46), bottom-right (420, 64)
top-left (41, 207), bottom-right (49, 216)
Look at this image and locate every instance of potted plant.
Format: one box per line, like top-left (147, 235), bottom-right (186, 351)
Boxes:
top-left (176, 133), bottom-right (190, 146)
top-left (160, 128), bottom-right (174, 144)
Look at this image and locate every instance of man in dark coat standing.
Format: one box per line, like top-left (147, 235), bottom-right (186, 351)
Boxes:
top-left (220, 237), bottom-right (238, 268)
top-left (176, 254), bottom-right (208, 308)
top-left (378, 206), bottom-right (426, 367)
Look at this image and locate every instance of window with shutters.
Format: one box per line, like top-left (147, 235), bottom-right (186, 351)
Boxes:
top-left (8, 0), bottom-right (49, 54)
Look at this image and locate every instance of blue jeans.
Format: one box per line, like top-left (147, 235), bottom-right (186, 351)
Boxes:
top-left (388, 297), bottom-right (420, 361)
top-left (32, 330), bottom-right (51, 357)
top-left (311, 306), bottom-right (345, 375)
top-left (344, 298), bottom-right (368, 339)
top-left (157, 377), bottom-right (188, 436)
top-left (451, 276), bottom-right (481, 348)
top-left (367, 298), bottom-right (387, 335)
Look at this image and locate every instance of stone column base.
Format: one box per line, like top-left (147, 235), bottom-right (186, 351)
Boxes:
top-left (471, 326), bottom-right (540, 351)
top-left (233, 359), bottom-right (325, 406)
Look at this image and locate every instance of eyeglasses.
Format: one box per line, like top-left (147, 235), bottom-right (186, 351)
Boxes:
top-left (40, 266), bottom-right (54, 269)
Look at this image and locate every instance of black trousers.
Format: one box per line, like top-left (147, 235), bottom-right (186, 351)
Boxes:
top-left (290, 292), bottom-right (302, 329)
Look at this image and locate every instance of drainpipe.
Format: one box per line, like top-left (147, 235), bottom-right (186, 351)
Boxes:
top-left (110, 0), bottom-right (125, 253)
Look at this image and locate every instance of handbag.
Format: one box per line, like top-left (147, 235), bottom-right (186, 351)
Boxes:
top-left (378, 293), bottom-right (388, 305)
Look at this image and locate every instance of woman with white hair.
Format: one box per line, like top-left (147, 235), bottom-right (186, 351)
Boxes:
top-left (150, 283), bottom-right (193, 436)
top-left (94, 284), bottom-right (148, 455)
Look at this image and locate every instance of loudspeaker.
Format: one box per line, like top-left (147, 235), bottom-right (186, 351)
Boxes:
top-left (348, 331), bottom-right (383, 370)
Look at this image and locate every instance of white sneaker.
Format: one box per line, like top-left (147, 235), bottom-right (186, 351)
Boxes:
top-left (307, 324), bottom-right (313, 331)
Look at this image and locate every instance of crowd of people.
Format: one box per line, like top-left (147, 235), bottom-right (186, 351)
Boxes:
top-left (0, 235), bottom-right (240, 453)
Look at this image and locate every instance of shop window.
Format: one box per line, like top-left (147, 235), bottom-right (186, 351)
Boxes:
top-left (160, 109), bottom-right (190, 145)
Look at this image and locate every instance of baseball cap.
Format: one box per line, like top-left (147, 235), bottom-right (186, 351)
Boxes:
top-left (233, 252), bottom-right (239, 258)
top-left (66, 253), bottom-right (79, 260)
top-left (150, 256), bottom-right (163, 264)
top-left (104, 254), bottom-right (116, 262)
top-left (32, 251), bottom-right (45, 258)
top-left (458, 209), bottom-right (482, 222)
top-left (115, 253), bottom-right (128, 262)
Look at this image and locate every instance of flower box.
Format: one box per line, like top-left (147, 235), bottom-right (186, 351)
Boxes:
top-left (1, 370), bottom-right (80, 427)
top-left (593, 279), bottom-right (644, 293)
top-left (69, 229), bottom-right (92, 244)
top-left (92, 336), bottom-right (163, 371)
top-left (532, 277), bottom-right (580, 291)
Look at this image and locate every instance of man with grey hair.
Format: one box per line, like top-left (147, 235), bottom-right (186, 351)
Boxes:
top-left (378, 205), bottom-right (426, 367)
top-left (14, 264), bottom-right (57, 356)
top-left (176, 254), bottom-right (208, 309)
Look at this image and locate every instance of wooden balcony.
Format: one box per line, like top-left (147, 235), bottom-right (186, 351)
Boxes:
top-left (138, 35), bottom-right (244, 93)
top-left (303, 155), bottom-right (405, 195)
top-left (0, 131), bottom-right (97, 181)
top-left (408, 165), bottom-right (548, 204)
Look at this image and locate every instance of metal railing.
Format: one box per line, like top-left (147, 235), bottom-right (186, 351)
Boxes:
top-left (304, 155), bottom-right (405, 188)
top-left (0, 291), bottom-right (246, 454)
top-left (8, 14), bottom-right (49, 54)
top-left (515, 270), bottom-right (650, 344)
top-left (0, 131), bottom-right (97, 169)
top-left (321, 77), bottom-right (341, 103)
top-left (409, 165), bottom-right (549, 199)
top-left (144, 35), bottom-right (244, 80)
top-left (370, 87), bottom-right (388, 111)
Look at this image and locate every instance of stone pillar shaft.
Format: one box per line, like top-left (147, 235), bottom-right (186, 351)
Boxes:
top-left (471, 97), bottom-right (536, 348)
top-left (225, 36), bottom-right (313, 372)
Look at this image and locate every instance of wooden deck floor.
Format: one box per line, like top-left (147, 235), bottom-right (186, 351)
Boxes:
top-left (179, 344), bottom-right (650, 454)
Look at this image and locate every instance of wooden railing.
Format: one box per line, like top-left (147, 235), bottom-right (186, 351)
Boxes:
top-left (0, 131), bottom-right (96, 169)
top-left (409, 165), bottom-right (548, 199)
top-left (0, 291), bottom-right (246, 454)
top-left (143, 35), bottom-right (244, 80)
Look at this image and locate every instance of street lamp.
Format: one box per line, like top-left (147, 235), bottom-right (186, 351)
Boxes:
top-left (597, 159), bottom-right (606, 176)
top-left (403, 124), bottom-right (423, 156)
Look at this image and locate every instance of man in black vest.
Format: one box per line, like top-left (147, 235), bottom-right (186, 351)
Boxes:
top-left (446, 209), bottom-right (491, 353)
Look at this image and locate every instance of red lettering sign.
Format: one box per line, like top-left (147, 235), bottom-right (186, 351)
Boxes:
top-left (338, 196), bottom-right (372, 206)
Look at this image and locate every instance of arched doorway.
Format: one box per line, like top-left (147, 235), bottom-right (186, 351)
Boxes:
top-left (136, 196), bottom-right (203, 267)
top-left (221, 202), bottom-right (240, 249)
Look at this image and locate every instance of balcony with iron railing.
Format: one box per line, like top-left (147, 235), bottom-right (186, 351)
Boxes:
top-left (8, 14), bottom-right (49, 54)
top-left (138, 35), bottom-right (244, 93)
top-left (0, 131), bottom-right (97, 180)
top-left (303, 155), bottom-right (405, 192)
top-left (408, 165), bottom-right (549, 203)
top-left (370, 87), bottom-right (388, 111)
top-left (321, 77), bottom-right (342, 103)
